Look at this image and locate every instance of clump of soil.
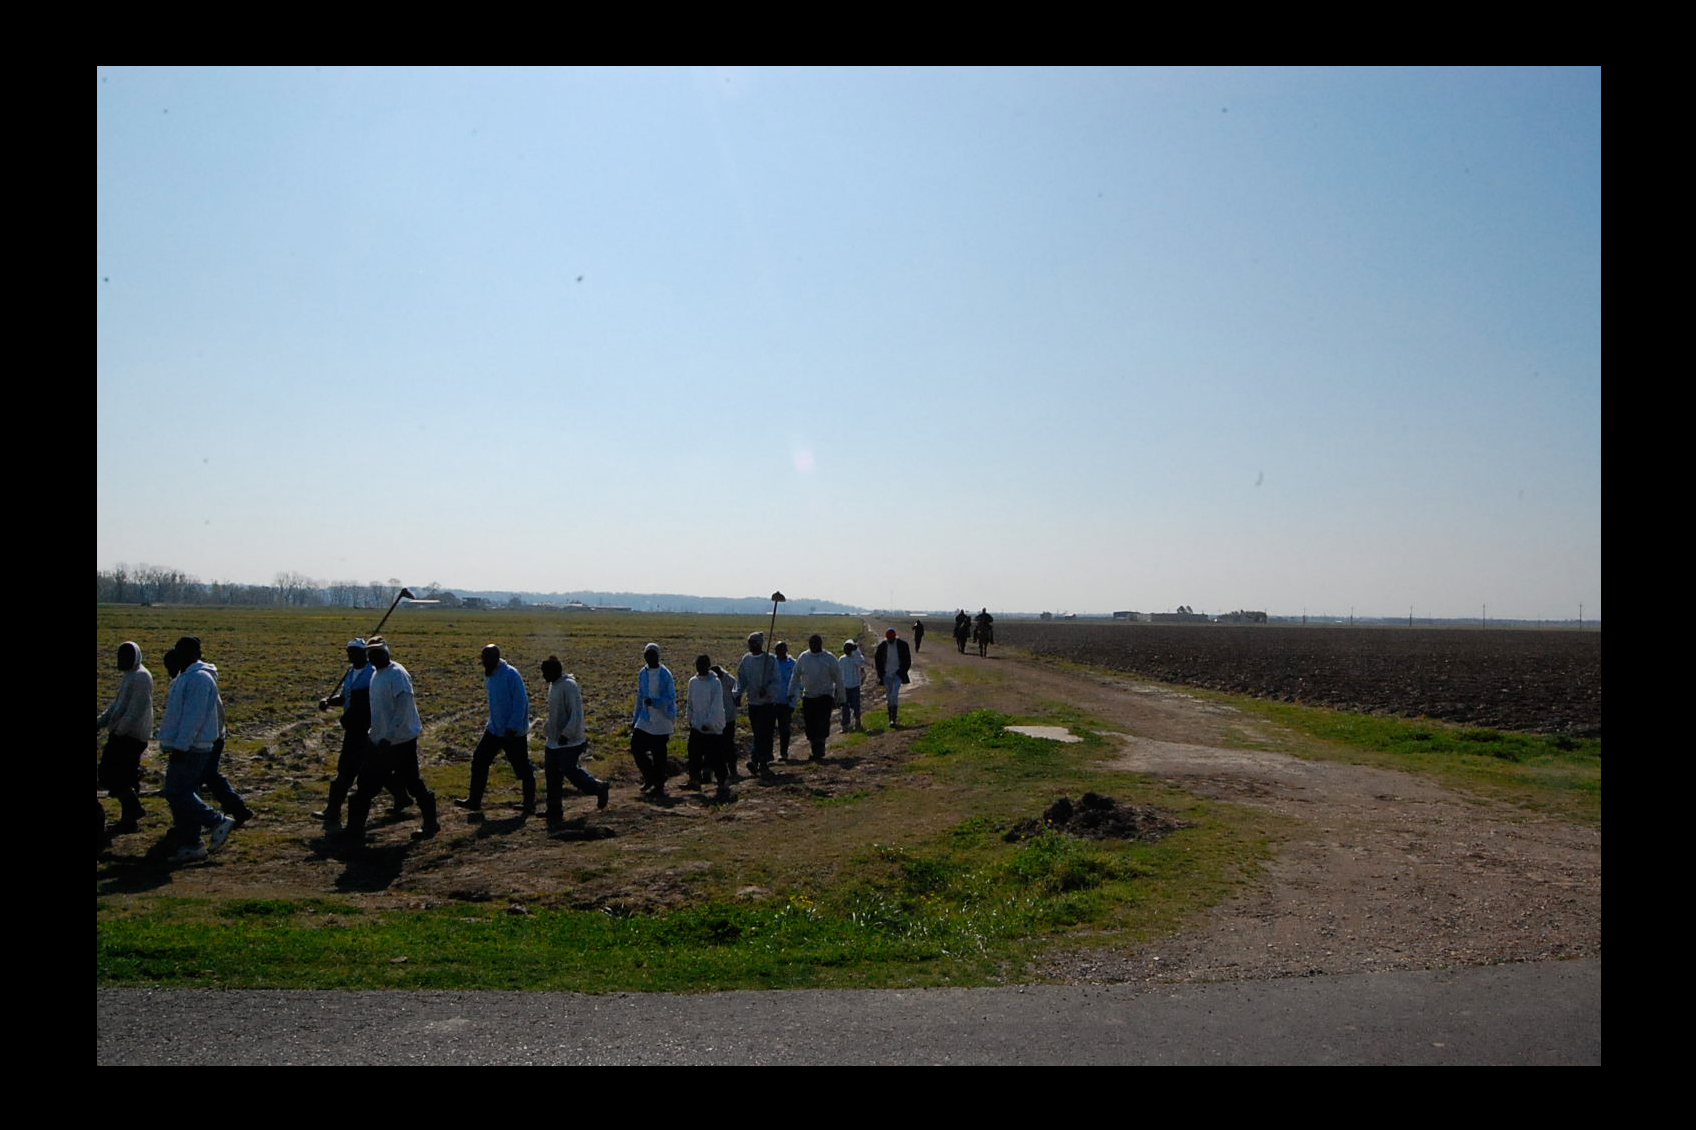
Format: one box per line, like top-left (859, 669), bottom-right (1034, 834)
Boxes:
top-left (1004, 792), bottom-right (1187, 843)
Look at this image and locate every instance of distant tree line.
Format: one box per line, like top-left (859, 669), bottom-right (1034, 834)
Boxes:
top-left (97, 564), bottom-right (431, 609)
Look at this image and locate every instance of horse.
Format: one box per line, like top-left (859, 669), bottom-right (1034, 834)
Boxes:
top-left (954, 619), bottom-right (971, 653)
top-left (974, 619), bottom-right (994, 657)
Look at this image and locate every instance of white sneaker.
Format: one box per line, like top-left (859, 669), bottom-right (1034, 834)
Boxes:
top-left (169, 843), bottom-right (208, 864)
top-left (207, 815), bottom-right (236, 853)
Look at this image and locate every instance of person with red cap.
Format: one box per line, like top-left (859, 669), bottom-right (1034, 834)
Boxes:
top-left (873, 628), bottom-right (912, 728)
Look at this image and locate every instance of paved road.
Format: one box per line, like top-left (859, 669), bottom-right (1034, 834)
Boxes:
top-left (98, 957), bottom-right (1598, 1065)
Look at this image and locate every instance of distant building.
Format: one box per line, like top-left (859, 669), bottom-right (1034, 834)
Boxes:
top-left (1112, 611), bottom-right (1141, 621)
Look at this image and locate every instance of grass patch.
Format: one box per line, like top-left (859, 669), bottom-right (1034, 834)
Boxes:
top-left (812, 790), bottom-right (871, 808)
top-left (99, 790), bottom-right (1273, 991)
top-left (1225, 696), bottom-right (1601, 827)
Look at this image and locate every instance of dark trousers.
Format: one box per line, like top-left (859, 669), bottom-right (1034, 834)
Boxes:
top-left (687, 728), bottom-right (729, 785)
top-left (468, 730), bottom-right (536, 807)
top-left (198, 744), bottom-right (251, 821)
top-left (775, 703), bottom-right (794, 759)
top-left (630, 728), bottom-right (671, 791)
top-left (801, 695), bottom-right (834, 758)
top-left (544, 742), bottom-right (602, 820)
top-left (745, 704), bottom-right (776, 768)
top-left (100, 735), bottom-right (148, 824)
top-left (347, 740), bottom-right (437, 835)
top-left (326, 728), bottom-right (412, 818)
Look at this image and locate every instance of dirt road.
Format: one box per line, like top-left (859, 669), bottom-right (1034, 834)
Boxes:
top-left (907, 636), bottom-right (1601, 983)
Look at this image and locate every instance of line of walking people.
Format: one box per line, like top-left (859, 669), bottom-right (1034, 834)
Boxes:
top-left (100, 624), bottom-right (920, 857)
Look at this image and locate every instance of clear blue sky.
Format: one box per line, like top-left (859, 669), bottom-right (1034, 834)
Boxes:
top-left (97, 66), bottom-right (1601, 620)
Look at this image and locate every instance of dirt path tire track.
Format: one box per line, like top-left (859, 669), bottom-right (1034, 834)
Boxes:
top-left (909, 641), bottom-right (1601, 983)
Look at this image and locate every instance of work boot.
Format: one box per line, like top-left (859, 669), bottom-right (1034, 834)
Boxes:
top-left (314, 779), bottom-right (351, 825)
top-left (412, 793), bottom-right (440, 840)
top-left (463, 763), bottom-right (490, 810)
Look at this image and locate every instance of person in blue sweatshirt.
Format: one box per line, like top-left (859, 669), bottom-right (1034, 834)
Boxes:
top-left (455, 644), bottom-right (537, 816)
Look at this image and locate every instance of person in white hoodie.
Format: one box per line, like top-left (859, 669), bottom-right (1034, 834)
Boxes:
top-left (97, 641), bottom-right (153, 833)
top-left (539, 655), bottom-right (609, 826)
top-left (156, 636), bottom-right (236, 863)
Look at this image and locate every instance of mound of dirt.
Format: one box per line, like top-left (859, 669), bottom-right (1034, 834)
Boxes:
top-left (1004, 792), bottom-right (1188, 843)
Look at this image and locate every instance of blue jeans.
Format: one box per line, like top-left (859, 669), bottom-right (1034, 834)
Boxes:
top-left (163, 748), bottom-right (221, 842)
top-left (545, 742), bottom-right (603, 818)
top-left (883, 674), bottom-right (902, 720)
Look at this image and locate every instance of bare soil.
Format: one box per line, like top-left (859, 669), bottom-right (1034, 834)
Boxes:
top-left (99, 637), bottom-right (1600, 986)
top-left (979, 659), bottom-right (1602, 984)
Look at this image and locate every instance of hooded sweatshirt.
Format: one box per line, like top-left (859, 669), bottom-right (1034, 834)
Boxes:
top-left (158, 659), bottom-right (223, 751)
top-left (96, 642), bottom-right (154, 742)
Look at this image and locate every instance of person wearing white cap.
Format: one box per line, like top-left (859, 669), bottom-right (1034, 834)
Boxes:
top-left (345, 637), bottom-right (439, 843)
top-left (315, 637), bottom-right (412, 827)
top-left (838, 639), bottom-right (866, 733)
